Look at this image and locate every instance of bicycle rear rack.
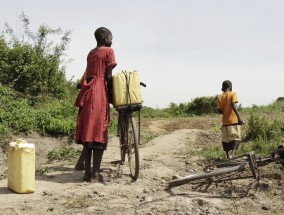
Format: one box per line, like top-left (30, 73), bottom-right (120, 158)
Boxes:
top-left (116, 104), bottom-right (142, 112)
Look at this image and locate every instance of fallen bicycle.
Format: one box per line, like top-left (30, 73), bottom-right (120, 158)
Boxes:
top-left (168, 145), bottom-right (284, 187)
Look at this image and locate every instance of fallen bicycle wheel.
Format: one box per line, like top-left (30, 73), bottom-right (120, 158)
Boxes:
top-left (169, 163), bottom-right (248, 187)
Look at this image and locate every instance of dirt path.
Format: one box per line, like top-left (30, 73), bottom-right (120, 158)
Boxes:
top-left (0, 126), bottom-right (283, 215)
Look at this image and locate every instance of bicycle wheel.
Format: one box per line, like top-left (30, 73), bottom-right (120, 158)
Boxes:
top-left (169, 163), bottom-right (247, 187)
top-left (126, 113), bottom-right (139, 180)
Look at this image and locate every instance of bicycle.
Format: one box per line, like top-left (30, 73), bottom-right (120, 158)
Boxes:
top-left (168, 145), bottom-right (284, 187)
top-left (115, 82), bottom-right (146, 180)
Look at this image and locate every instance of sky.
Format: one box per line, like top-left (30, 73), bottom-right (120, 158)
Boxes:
top-left (1, 0), bottom-right (284, 108)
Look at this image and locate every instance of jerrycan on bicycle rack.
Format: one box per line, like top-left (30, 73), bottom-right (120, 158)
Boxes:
top-left (8, 139), bottom-right (35, 194)
top-left (112, 70), bottom-right (142, 107)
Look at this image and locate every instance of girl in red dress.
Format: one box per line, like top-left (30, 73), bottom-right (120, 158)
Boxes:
top-left (74, 27), bottom-right (116, 182)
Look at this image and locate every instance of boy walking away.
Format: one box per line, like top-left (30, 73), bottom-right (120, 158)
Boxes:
top-left (217, 80), bottom-right (244, 159)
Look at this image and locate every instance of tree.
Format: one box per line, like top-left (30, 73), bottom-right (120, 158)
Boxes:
top-left (186, 96), bottom-right (218, 115)
top-left (0, 12), bottom-right (73, 98)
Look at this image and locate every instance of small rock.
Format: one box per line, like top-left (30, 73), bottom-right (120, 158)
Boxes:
top-left (261, 206), bottom-right (270, 211)
top-left (259, 183), bottom-right (269, 191)
top-left (145, 196), bottom-right (153, 202)
top-left (273, 190), bottom-right (282, 196)
top-left (125, 181), bottom-right (132, 185)
top-left (98, 192), bottom-right (105, 197)
top-left (197, 199), bottom-right (203, 206)
top-left (208, 207), bottom-right (218, 214)
top-left (86, 206), bottom-right (99, 213)
top-left (273, 173), bottom-right (282, 180)
top-left (87, 193), bottom-right (94, 198)
top-left (47, 207), bottom-right (54, 212)
top-left (172, 175), bottom-right (182, 180)
top-left (43, 190), bottom-right (52, 196)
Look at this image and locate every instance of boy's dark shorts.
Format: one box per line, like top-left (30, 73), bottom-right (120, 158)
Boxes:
top-left (222, 141), bottom-right (240, 152)
top-left (221, 124), bottom-right (241, 151)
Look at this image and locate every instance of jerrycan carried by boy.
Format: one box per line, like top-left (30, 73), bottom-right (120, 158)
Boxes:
top-left (8, 139), bottom-right (35, 194)
top-left (112, 70), bottom-right (142, 107)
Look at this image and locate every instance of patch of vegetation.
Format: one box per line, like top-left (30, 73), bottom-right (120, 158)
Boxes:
top-left (161, 175), bottom-right (172, 182)
top-left (242, 100), bottom-right (284, 113)
top-left (47, 146), bottom-right (81, 162)
top-left (199, 145), bottom-right (226, 160)
top-left (142, 133), bottom-right (159, 145)
top-left (244, 114), bottom-right (283, 142)
top-left (141, 106), bottom-right (172, 118)
top-left (108, 109), bottom-right (118, 136)
top-left (0, 84), bottom-right (77, 137)
top-left (36, 167), bottom-right (50, 176)
top-left (63, 195), bottom-right (93, 209)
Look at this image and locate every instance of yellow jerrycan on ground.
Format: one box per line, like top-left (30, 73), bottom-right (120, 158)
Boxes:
top-left (112, 70), bottom-right (142, 107)
top-left (8, 139), bottom-right (35, 194)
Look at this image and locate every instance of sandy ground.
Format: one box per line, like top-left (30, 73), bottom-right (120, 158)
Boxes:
top-left (0, 119), bottom-right (283, 215)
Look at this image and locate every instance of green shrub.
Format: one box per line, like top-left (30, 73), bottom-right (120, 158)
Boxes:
top-left (0, 84), bottom-right (77, 137)
top-left (242, 100), bottom-right (284, 113)
top-left (141, 106), bottom-right (171, 118)
top-left (0, 123), bottom-right (9, 136)
top-left (0, 12), bottom-right (72, 99)
top-left (47, 146), bottom-right (81, 162)
top-left (244, 114), bottom-right (283, 141)
top-left (199, 145), bottom-right (226, 160)
top-left (186, 96), bottom-right (218, 116)
top-left (240, 114), bottom-right (284, 156)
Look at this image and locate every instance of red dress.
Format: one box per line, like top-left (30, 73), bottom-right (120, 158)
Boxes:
top-left (74, 47), bottom-right (116, 145)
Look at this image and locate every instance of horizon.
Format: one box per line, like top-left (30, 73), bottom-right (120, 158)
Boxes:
top-left (1, 0), bottom-right (284, 108)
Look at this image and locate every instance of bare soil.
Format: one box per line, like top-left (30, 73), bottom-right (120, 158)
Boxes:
top-left (0, 117), bottom-right (283, 215)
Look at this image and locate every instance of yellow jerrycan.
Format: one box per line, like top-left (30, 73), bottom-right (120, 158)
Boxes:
top-left (112, 70), bottom-right (142, 107)
top-left (8, 139), bottom-right (35, 194)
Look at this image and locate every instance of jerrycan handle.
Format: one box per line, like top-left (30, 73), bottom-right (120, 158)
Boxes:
top-left (15, 139), bottom-right (27, 144)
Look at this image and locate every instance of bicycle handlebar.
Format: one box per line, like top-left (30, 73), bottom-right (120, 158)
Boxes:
top-left (140, 82), bottom-right (146, 87)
